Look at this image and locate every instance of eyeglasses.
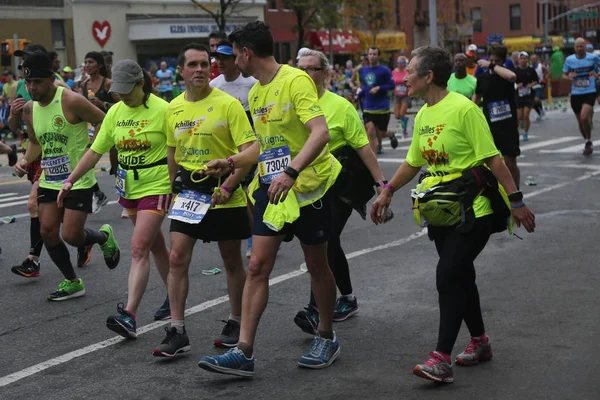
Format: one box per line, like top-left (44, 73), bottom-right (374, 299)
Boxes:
top-left (297, 66), bottom-right (324, 74)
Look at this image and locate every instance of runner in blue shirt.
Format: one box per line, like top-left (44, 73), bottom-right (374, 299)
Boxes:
top-left (155, 61), bottom-right (174, 102)
top-left (358, 46), bottom-right (397, 154)
top-left (563, 37), bottom-right (600, 155)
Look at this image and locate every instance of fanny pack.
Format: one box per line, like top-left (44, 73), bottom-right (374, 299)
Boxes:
top-left (119, 157), bottom-right (167, 180)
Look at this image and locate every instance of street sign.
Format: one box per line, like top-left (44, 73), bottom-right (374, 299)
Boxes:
top-left (568, 11), bottom-right (598, 20)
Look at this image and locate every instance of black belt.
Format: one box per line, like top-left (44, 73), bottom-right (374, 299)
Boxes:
top-left (119, 157), bottom-right (167, 180)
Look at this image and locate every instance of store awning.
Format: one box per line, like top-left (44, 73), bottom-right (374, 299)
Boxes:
top-left (375, 31), bottom-right (407, 52)
top-left (504, 36), bottom-right (541, 52)
top-left (304, 30), bottom-right (362, 54)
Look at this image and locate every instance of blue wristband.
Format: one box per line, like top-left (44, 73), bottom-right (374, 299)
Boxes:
top-left (511, 202), bottom-right (525, 209)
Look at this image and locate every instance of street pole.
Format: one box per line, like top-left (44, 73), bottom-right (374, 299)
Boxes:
top-left (13, 33), bottom-right (19, 78)
top-left (543, 0), bottom-right (549, 47)
top-left (328, 26), bottom-right (334, 66)
top-left (429, 0), bottom-right (438, 46)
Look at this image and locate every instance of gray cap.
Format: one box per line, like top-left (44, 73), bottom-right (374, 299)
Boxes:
top-left (109, 59), bottom-right (143, 94)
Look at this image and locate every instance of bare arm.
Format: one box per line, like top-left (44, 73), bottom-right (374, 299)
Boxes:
top-left (221, 142), bottom-right (255, 189)
top-left (167, 146), bottom-right (177, 184)
top-left (229, 141), bottom-right (260, 169)
top-left (71, 93), bottom-right (105, 127)
top-left (22, 117), bottom-right (41, 163)
top-left (66, 150), bottom-right (103, 184)
top-left (494, 65), bottom-right (517, 82)
top-left (370, 161), bottom-right (422, 224)
top-left (484, 154), bottom-right (518, 196)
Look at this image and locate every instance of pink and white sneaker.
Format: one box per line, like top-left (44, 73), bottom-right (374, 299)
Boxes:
top-left (413, 351), bottom-right (454, 383)
top-left (455, 335), bottom-right (493, 366)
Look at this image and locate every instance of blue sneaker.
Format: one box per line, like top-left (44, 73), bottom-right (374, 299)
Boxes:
top-left (153, 296), bottom-right (171, 321)
top-left (298, 333), bottom-right (341, 369)
top-left (106, 302), bottom-right (137, 339)
top-left (333, 296), bottom-right (359, 322)
top-left (198, 347), bottom-right (255, 378)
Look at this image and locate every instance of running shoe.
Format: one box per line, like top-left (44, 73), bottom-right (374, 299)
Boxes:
top-left (389, 133), bottom-right (398, 149)
top-left (333, 296), bottom-right (359, 322)
top-left (11, 258), bottom-right (40, 278)
top-left (153, 296), bottom-right (171, 321)
top-left (198, 347), bottom-right (255, 378)
top-left (121, 208), bottom-right (129, 219)
top-left (92, 191), bottom-right (109, 214)
top-left (8, 144), bottom-right (17, 167)
top-left (522, 133), bottom-right (529, 142)
top-left (99, 224), bottom-right (120, 269)
top-left (153, 326), bottom-right (190, 357)
top-left (106, 302), bottom-right (137, 339)
top-left (413, 351), bottom-right (454, 383)
top-left (214, 319), bottom-right (240, 348)
top-left (584, 141), bottom-right (593, 156)
top-left (47, 279), bottom-right (85, 302)
top-left (455, 336), bottom-right (493, 366)
top-left (77, 245), bottom-right (93, 268)
top-left (298, 333), bottom-right (341, 369)
top-left (377, 145), bottom-right (383, 155)
top-left (294, 304), bottom-right (319, 335)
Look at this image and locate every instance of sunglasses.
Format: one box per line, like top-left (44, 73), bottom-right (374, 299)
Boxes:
top-left (297, 66), bottom-right (325, 73)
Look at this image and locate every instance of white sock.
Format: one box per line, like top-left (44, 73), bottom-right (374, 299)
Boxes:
top-left (229, 314), bottom-right (241, 323)
top-left (342, 293), bottom-right (355, 300)
top-left (171, 320), bottom-right (185, 333)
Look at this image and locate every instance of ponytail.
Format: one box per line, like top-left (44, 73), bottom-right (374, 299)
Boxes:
top-left (142, 70), bottom-right (153, 109)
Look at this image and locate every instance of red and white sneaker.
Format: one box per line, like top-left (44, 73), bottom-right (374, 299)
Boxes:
top-left (413, 351), bottom-right (454, 383)
top-left (455, 335), bottom-right (493, 366)
top-left (583, 141), bottom-right (593, 156)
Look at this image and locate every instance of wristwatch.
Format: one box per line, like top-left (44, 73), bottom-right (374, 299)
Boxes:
top-left (508, 191), bottom-right (523, 202)
top-left (375, 180), bottom-right (389, 187)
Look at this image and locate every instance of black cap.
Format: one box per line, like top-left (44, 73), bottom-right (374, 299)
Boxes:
top-left (14, 44), bottom-right (48, 58)
top-left (21, 52), bottom-right (54, 79)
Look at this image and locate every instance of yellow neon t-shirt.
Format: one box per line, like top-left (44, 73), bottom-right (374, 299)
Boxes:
top-left (319, 90), bottom-right (369, 152)
top-left (250, 65), bottom-right (335, 197)
top-left (92, 94), bottom-right (171, 199)
top-left (406, 91), bottom-right (499, 217)
top-left (166, 88), bottom-right (255, 209)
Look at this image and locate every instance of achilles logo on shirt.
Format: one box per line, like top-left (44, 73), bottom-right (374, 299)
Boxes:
top-left (116, 119), bottom-right (140, 128)
top-left (174, 117), bottom-right (207, 137)
top-left (419, 124), bottom-right (447, 147)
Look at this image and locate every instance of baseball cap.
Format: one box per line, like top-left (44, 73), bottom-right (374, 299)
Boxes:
top-left (21, 52), bottom-right (54, 79)
top-left (519, 51), bottom-right (529, 57)
top-left (213, 44), bottom-right (234, 57)
top-left (297, 47), bottom-right (310, 60)
top-left (109, 59), bottom-right (143, 94)
top-left (586, 44), bottom-right (594, 50)
top-left (63, 66), bottom-right (73, 73)
top-left (468, 44), bottom-right (478, 52)
top-left (14, 44), bottom-right (48, 58)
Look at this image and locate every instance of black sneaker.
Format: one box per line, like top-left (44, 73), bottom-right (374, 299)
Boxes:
top-left (77, 245), bottom-right (93, 268)
top-left (390, 134), bottom-right (398, 149)
top-left (106, 302), bottom-right (137, 339)
top-left (153, 296), bottom-right (171, 321)
top-left (153, 326), bottom-right (191, 357)
top-left (294, 304), bottom-right (320, 335)
top-left (8, 144), bottom-right (18, 167)
top-left (92, 191), bottom-right (109, 214)
top-left (214, 319), bottom-right (240, 348)
top-left (11, 258), bottom-right (40, 278)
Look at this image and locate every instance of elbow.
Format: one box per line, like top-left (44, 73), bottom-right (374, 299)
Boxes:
top-left (508, 73), bottom-right (517, 83)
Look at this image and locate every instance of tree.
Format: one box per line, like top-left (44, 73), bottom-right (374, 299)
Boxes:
top-left (436, 0), bottom-right (470, 51)
top-left (343, 0), bottom-right (394, 45)
top-left (190, 0), bottom-right (256, 35)
top-left (283, 0), bottom-right (343, 52)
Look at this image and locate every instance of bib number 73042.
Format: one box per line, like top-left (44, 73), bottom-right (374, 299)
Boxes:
top-left (258, 145), bottom-right (291, 184)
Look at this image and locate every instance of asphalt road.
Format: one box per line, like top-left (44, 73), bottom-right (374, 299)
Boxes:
top-left (0, 107), bottom-right (598, 399)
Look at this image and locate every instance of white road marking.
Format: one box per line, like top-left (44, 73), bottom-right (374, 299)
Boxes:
top-left (1, 168), bottom-right (599, 388)
top-left (0, 193), bottom-right (18, 198)
top-left (538, 143), bottom-right (585, 154)
top-left (520, 136), bottom-right (580, 151)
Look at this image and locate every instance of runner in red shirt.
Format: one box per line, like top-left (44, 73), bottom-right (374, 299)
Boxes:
top-left (209, 31), bottom-right (227, 80)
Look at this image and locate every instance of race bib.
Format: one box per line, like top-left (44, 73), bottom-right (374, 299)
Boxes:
top-left (87, 124), bottom-right (95, 139)
top-left (168, 190), bottom-right (211, 224)
top-left (518, 86), bottom-right (531, 97)
top-left (41, 155), bottom-right (71, 182)
top-left (258, 146), bottom-right (291, 184)
top-left (115, 168), bottom-right (127, 197)
top-left (574, 78), bottom-right (591, 89)
top-left (395, 84), bottom-right (407, 96)
top-left (488, 100), bottom-right (512, 123)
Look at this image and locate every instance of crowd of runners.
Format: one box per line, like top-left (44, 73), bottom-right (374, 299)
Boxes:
top-left (10, 22), bottom-right (600, 384)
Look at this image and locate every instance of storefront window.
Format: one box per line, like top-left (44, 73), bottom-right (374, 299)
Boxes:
top-left (510, 4), bottom-right (521, 31)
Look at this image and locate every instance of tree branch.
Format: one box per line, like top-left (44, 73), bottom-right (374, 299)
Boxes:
top-left (190, 0), bottom-right (218, 19)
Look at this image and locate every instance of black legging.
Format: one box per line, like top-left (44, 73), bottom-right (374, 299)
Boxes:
top-left (428, 215), bottom-right (493, 355)
top-left (309, 196), bottom-right (354, 307)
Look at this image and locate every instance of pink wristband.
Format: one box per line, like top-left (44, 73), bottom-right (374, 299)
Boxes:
top-left (220, 185), bottom-right (232, 194)
top-left (64, 179), bottom-right (73, 185)
top-left (382, 183), bottom-right (395, 193)
top-left (226, 157), bottom-right (235, 175)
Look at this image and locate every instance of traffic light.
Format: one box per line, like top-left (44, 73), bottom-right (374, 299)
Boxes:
top-left (18, 39), bottom-right (31, 51)
top-left (1, 40), bottom-right (13, 66)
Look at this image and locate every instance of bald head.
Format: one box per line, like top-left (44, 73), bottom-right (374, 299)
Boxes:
top-left (454, 53), bottom-right (467, 72)
top-left (575, 37), bottom-right (587, 56)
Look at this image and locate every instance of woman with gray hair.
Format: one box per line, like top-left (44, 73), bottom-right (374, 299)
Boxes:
top-left (370, 46), bottom-right (536, 383)
top-left (293, 49), bottom-right (387, 332)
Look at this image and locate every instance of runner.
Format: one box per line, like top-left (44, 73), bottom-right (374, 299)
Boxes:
top-left (370, 46), bottom-right (535, 384)
top-left (59, 60), bottom-right (172, 335)
top-left (530, 54), bottom-right (547, 121)
top-left (13, 52), bottom-right (121, 301)
top-left (392, 56), bottom-right (411, 137)
top-left (447, 53), bottom-right (477, 99)
top-left (156, 61), bottom-right (174, 102)
top-left (47, 51), bottom-right (63, 82)
top-left (359, 46), bottom-right (398, 154)
top-left (197, 21), bottom-right (341, 377)
top-left (514, 52), bottom-right (538, 142)
top-left (209, 31), bottom-right (227, 80)
top-left (563, 37), bottom-right (600, 155)
top-left (8, 44), bottom-right (76, 278)
top-left (152, 43), bottom-right (255, 357)
top-left (209, 40), bottom-right (258, 258)
top-left (0, 141), bottom-right (17, 166)
top-left (465, 45), bottom-right (478, 76)
top-left (473, 45), bottom-right (521, 188)
top-left (342, 60), bottom-right (354, 103)
top-left (293, 49), bottom-right (386, 333)
top-left (81, 51), bottom-right (119, 212)
top-left (350, 53), bottom-right (367, 111)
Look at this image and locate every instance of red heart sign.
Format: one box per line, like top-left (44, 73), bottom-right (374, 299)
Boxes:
top-left (92, 21), bottom-right (111, 48)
